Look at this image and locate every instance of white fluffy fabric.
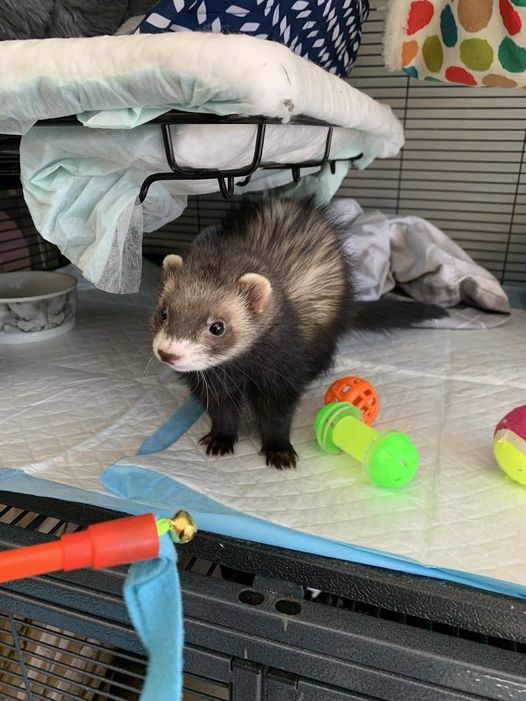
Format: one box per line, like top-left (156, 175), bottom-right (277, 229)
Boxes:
top-left (0, 32), bottom-right (403, 292)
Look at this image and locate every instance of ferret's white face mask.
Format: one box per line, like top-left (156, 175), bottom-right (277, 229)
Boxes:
top-left (152, 331), bottom-right (212, 373)
top-left (153, 254), bottom-right (274, 373)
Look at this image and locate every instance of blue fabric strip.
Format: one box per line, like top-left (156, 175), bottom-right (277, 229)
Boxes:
top-left (137, 397), bottom-right (203, 455)
top-left (101, 464), bottom-right (526, 600)
top-left (0, 471), bottom-right (184, 701)
top-left (124, 535), bottom-right (182, 701)
top-left (128, 399), bottom-right (201, 701)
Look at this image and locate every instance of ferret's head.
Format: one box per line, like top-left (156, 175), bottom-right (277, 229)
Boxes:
top-left (151, 254), bottom-right (273, 372)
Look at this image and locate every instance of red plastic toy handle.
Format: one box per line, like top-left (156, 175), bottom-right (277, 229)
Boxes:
top-left (0, 514), bottom-right (159, 584)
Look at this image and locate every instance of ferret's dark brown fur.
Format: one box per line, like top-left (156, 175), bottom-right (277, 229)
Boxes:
top-left (152, 198), bottom-right (446, 469)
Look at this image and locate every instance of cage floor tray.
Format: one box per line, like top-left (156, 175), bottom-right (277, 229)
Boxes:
top-left (2, 263), bottom-right (525, 597)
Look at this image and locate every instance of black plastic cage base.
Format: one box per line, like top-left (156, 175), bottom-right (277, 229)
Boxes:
top-left (0, 492), bottom-right (525, 701)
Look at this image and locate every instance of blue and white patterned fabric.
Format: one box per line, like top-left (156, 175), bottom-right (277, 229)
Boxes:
top-left (135, 0), bottom-right (369, 78)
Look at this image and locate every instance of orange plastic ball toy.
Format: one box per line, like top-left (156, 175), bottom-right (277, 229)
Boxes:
top-left (324, 376), bottom-right (379, 425)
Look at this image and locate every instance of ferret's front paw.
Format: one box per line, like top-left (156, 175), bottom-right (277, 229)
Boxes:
top-left (261, 444), bottom-right (298, 470)
top-left (200, 432), bottom-right (237, 457)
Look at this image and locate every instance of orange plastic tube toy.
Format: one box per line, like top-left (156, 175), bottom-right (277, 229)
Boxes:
top-left (0, 514), bottom-right (159, 584)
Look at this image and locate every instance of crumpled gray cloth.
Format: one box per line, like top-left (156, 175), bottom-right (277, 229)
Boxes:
top-left (332, 199), bottom-right (511, 329)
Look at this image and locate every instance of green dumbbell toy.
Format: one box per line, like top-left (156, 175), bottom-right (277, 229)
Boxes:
top-left (314, 403), bottom-right (419, 489)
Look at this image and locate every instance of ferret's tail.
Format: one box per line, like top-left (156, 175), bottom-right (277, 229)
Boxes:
top-left (352, 297), bottom-right (448, 331)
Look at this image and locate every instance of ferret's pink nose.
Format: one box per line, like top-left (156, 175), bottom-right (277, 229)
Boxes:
top-left (158, 349), bottom-right (181, 364)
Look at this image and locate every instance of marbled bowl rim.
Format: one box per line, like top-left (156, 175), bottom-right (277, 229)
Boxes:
top-left (0, 271), bottom-right (77, 304)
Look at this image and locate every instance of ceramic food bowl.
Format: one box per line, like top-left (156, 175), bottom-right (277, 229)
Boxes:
top-left (0, 270), bottom-right (77, 344)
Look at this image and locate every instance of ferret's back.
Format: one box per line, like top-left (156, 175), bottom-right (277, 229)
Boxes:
top-left (222, 199), bottom-right (350, 337)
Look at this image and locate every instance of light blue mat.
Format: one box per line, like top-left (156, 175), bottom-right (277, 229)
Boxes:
top-left (2, 392), bottom-right (525, 600)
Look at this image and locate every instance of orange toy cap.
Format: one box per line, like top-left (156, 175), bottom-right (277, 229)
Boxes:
top-left (324, 376), bottom-right (379, 425)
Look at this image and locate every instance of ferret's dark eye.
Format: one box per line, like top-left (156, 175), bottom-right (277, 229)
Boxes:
top-left (160, 307), bottom-right (168, 321)
top-left (208, 321), bottom-right (225, 337)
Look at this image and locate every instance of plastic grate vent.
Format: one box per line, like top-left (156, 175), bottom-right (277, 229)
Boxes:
top-left (307, 592), bottom-right (526, 654)
top-left (202, 555), bottom-right (526, 655)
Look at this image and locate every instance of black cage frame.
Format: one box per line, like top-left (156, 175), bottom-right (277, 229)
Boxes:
top-left (1, 112), bottom-right (525, 700)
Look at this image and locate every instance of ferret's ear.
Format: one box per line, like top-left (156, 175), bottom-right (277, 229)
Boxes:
top-left (162, 254), bottom-right (183, 272)
top-left (238, 273), bottom-right (272, 316)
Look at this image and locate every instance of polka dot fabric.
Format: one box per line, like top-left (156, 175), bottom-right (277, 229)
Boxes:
top-left (385, 0), bottom-right (526, 87)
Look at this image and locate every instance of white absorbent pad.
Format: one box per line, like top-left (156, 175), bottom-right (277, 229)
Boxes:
top-left (1, 263), bottom-right (525, 595)
top-left (113, 313), bottom-right (526, 594)
top-left (0, 261), bottom-right (189, 493)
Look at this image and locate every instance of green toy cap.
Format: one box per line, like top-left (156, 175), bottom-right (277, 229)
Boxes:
top-left (364, 431), bottom-right (419, 489)
top-left (314, 402), bottom-right (362, 454)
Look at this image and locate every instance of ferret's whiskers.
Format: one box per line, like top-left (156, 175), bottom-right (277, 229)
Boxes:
top-left (143, 354), bottom-right (156, 377)
top-left (209, 366), bottom-right (243, 415)
top-left (203, 368), bottom-right (220, 405)
top-left (135, 344), bottom-right (154, 359)
top-left (199, 370), bottom-right (210, 413)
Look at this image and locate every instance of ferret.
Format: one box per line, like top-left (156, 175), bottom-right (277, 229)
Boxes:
top-left (151, 198), bottom-right (446, 469)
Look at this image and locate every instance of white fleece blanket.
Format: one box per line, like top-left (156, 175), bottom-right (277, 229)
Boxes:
top-left (0, 32), bottom-right (403, 292)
